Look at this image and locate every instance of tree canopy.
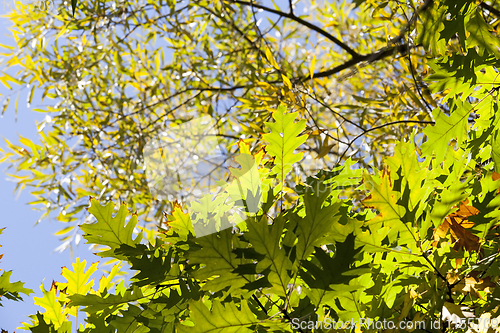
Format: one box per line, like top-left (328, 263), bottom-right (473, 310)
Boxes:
top-left (2, 0), bottom-right (500, 331)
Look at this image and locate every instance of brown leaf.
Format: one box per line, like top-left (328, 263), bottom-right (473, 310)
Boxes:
top-left (493, 172), bottom-right (500, 194)
top-left (469, 272), bottom-right (495, 294)
top-left (433, 200), bottom-right (481, 252)
top-left (461, 275), bottom-right (495, 298)
top-left (448, 216), bottom-right (480, 252)
top-left (435, 219), bottom-right (450, 239)
top-left (449, 198), bottom-right (480, 220)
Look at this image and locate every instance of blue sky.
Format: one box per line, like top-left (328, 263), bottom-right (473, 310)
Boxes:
top-left (0, 11), bottom-right (96, 332)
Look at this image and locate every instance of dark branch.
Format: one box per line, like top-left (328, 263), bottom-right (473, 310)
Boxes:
top-left (399, 4), bottom-right (434, 114)
top-left (175, 44), bottom-right (413, 94)
top-left (252, 294), bottom-right (268, 315)
top-left (306, 0), bottom-right (431, 80)
top-left (227, 0), bottom-right (360, 57)
top-left (305, 43), bottom-right (415, 81)
top-left (480, 2), bottom-right (500, 18)
top-left (186, 85), bottom-right (250, 92)
top-left (422, 250), bottom-right (456, 303)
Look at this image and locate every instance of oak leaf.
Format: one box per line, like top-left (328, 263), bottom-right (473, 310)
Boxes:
top-left (433, 199), bottom-right (480, 252)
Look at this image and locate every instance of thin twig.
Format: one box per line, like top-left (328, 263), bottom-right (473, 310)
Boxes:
top-left (337, 119), bottom-right (434, 162)
top-left (422, 251), bottom-right (455, 302)
top-left (398, 3), bottom-right (434, 114)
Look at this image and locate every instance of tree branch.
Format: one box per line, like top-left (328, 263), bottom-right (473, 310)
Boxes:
top-left (301, 0), bottom-right (432, 80)
top-left (227, 0), bottom-right (360, 57)
top-left (480, 2), bottom-right (500, 18)
top-left (304, 43), bottom-right (415, 81)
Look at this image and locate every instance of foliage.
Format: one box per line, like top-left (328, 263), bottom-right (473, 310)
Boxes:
top-left (16, 105), bottom-right (500, 331)
top-left (0, 0), bottom-right (442, 250)
top-left (1, 0), bottom-right (500, 332)
top-left (0, 228), bottom-right (33, 308)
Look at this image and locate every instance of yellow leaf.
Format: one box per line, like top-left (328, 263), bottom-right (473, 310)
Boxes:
top-left (0, 43), bottom-right (15, 50)
top-left (0, 76), bottom-right (11, 89)
top-left (265, 47), bottom-right (280, 70)
top-left (281, 74), bottom-right (292, 90)
top-left (363, 169), bottom-right (407, 232)
top-left (317, 136), bottom-right (335, 158)
top-left (54, 226), bottom-right (73, 236)
top-left (55, 26), bottom-right (69, 40)
top-left (310, 54), bottom-right (316, 79)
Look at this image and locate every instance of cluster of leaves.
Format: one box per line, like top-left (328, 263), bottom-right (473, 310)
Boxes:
top-left (0, 0), bottom-right (452, 251)
top-left (17, 98), bottom-right (500, 332)
top-left (2, 0), bottom-right (500, 332)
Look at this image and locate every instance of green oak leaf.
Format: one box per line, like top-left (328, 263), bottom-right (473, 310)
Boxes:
top-left (491, 129), bottom-right (500, 173)
top-left (81, 198), bottom-right (143, 260)
top-left (293, 175), bottom-right (342, 261)
top-left (243, 215), bottom-right (293, 297)
top-left (29, 312), bottom-right (72, 333)
top-left (467, 9), bottom-right (500, 58)
top-left (417, 2), bottom-right (448, 55)
top-left (421, 99), bottom-right (471, 163)
top-left (263, 103), bottom-right (307, 190)
top-left (69, 285), bottom-right (144, 315)
top-left (0, 270), bottom-right (33, 305)
top-left (187, 228), bottom-right (249, 295)
top-left (177, 299), bottom-right (259, 333)
top-left (300, 234), bottom-right (368, 306)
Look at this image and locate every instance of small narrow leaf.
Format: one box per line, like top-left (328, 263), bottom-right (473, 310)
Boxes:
top-left (310, 54), bottom-right (316, 79)
top-left (265, 47), bottom-right (280, 70)
top-left (281, 74), bottom-right (292, 89)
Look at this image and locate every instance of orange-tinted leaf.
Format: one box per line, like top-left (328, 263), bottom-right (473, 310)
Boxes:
top-left (434, 199), bottom-right (480, 251)
top-left (461, 275), bottom-right (495, 298)
top-left (448, 217), bottom-right (480, 252)
top-left (446, 272), bottom-right (460, 285)
top-left (450, 199), bottom-right (480, 219)
top-left (493, 172), bottom-right (500, 194)
top-left (435, 219), bottom-right (450, 239)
